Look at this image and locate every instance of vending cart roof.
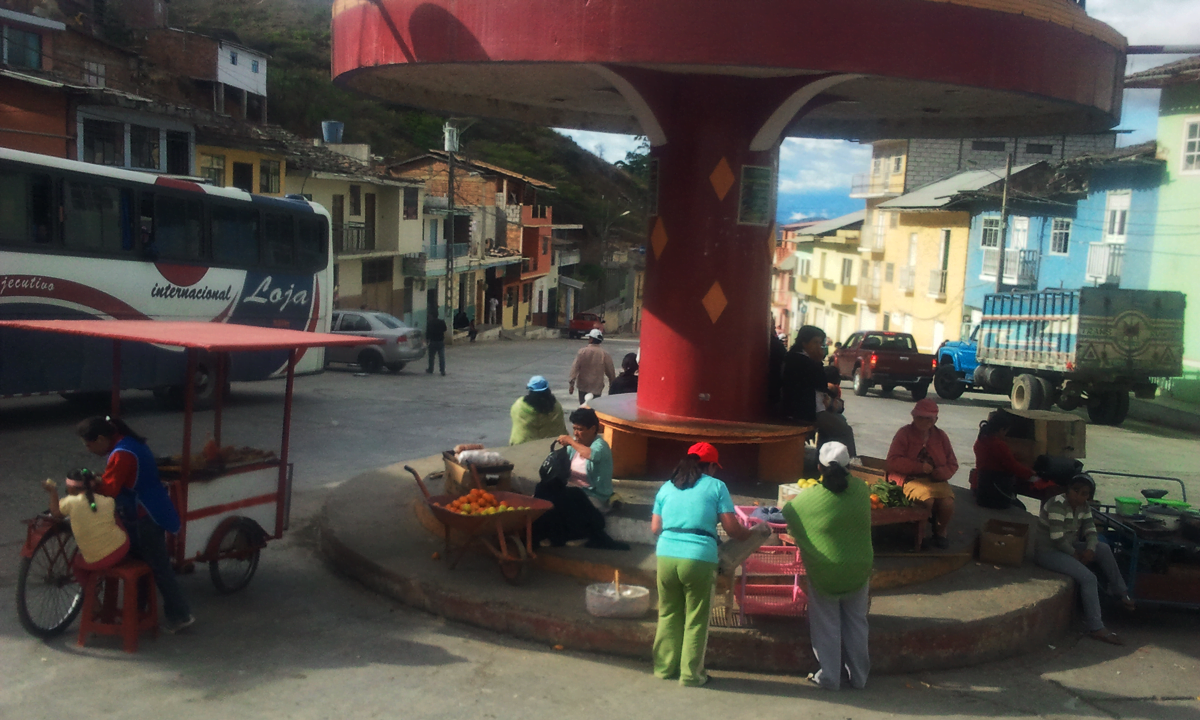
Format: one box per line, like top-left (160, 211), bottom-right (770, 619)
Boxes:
top-left (0, 320), bottom-right (381, 351)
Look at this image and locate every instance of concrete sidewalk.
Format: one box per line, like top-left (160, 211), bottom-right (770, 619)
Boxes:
top-left (1130, 394), bottom-right (1200, 433)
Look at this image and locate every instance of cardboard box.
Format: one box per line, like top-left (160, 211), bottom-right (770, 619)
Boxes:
top-left (441, 451), bottom-right (513, 497)
top-left (1000, 408), bottom-right (1086, 460)
top-left (978, 519), bottom-right (1030, 567)
top-left (849, 456), bottom-right (888, 483)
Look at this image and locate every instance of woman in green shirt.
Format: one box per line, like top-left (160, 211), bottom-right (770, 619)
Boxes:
top-left (783, 442), bottom-right (873, 691)
top-left (509, 376), bottom-right (566, 445)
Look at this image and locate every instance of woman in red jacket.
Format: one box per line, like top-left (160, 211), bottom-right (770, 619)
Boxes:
top-left (886, 399), bottom-right (958, 549)
top-left (973, 411), bottom-right (1035, 510)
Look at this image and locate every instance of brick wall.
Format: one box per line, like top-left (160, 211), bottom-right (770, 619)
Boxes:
top-left (904, 134), bottom-right (1118, 191)
top-left (0, 77), bottom-right (70, 157)
top-left (54, 31), bottom-right (139, 93)
top-left (142, 29), bottom-right (218, 83)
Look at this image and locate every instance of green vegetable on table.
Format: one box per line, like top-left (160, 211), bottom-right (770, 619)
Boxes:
top-left (869, 480), bottom-right (913, 508)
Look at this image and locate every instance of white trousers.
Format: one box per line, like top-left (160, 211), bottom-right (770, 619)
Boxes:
top-left (806, 580), bottom-right (870, 690)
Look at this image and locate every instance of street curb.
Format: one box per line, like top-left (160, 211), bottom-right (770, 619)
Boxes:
top-left (1129, 397), bottom-right (1200, 434)
top-left (317, 483), bottom-right (1075, 674)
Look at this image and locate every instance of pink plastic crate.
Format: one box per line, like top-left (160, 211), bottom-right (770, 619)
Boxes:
top-left (739, 582), bottom-right (808, 616)
top-left (742, 545), bottom-right (805, 575)
top-left (735, 505), bottom-right (788, 533)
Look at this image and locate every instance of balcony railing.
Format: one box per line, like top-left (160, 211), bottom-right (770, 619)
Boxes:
top-left (425, 243), bottom-right (470, 260)
top-left (982, 248), bottom-right (1040, 288)
top-left (928, 269), bottom-right (948, 300)
top-left (898, 265), bottom-right (916, 293)
top-left (855, 281), bottom-right (881, 305)
top-left (333, 222), bottom-right (374, 254)
top-left (858, 226), bottom-right (886, 253)
top-left (1086, 243), bottom-right (1124, 285)
top-left (850, 172), bottom-right (904, 197)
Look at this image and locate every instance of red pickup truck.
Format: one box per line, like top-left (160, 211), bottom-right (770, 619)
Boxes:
top-left (567, 312), bottom-right (605, 339)
top-left (831, 331), bottom-right (936, 400)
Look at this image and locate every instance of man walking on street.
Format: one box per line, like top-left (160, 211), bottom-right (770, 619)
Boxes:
top-left (488, 296), bottom-right (500, 325)
top-left (426, 310), bottom-right (448, 376)
top-left (568, 329), bottom-right (615, 404)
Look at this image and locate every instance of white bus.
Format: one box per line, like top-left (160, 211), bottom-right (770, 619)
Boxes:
top-left (0, 147), bottom-right (333, 401)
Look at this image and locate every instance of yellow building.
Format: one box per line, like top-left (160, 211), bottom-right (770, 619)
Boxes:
top-left (194, 142), bottom-right (286, 196)
top-left (794, 212), bottom-right (865, 346)
top-left (870, 170), bottom-right (1014, 352)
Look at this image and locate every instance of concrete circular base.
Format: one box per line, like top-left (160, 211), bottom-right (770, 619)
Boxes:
top-left (320, 456), bottom-right (1078, 675)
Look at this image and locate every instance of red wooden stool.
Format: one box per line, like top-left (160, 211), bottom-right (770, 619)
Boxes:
top-left (78, 559), bottom-right (158, 653)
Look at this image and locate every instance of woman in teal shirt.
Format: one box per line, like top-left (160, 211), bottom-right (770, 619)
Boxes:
top-left (651, 442), bottom-right (751, 687)
top-left (783, 441), bottom-right (873, 690)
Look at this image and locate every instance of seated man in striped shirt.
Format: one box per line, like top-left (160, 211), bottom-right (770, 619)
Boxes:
top-left (1034, 473), bottom-right (1134, 645)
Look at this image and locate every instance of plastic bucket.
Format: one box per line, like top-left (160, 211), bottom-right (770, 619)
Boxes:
top-left (1114, 497), bottom-right (1142, 517)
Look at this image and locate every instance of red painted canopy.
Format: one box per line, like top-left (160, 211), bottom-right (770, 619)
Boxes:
top-left (0, 320), bottom-right (381, 352)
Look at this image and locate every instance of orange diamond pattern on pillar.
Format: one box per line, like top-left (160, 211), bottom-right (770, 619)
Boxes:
top-left (702, 281), bottom-right (728, 324)
top-left (651, 217), bottom-right (669, 259)
top-left (709, 158), bottom-right (735, 201)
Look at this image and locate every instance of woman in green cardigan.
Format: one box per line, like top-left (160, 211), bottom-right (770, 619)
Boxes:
top-left (783, 441), bottom-right (873, 691)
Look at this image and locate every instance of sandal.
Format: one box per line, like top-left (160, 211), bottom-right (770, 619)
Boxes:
top-left (1118, 595), bottom-right (1136, 612)
top-left (1088, 629), bottom-right (1124, 646)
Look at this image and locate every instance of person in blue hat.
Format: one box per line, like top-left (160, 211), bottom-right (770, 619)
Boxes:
top-left (509, 375), bottom-right (567, 445)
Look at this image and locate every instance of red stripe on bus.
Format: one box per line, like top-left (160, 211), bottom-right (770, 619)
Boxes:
top-left (183, 492), bottom-right (278, 521)
top-left (155, 177), bottom-right (204, 193)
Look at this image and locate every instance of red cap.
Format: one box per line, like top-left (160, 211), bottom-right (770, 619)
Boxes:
top-left (688, 441), bottom-right (722, 467)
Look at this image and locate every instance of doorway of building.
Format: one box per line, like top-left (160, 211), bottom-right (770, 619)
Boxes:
top-left (361, 258), bottom-right (393, 314)
top-left (232, 162), bottom-right (253, 192)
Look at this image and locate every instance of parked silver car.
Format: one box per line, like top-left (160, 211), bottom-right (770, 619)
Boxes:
top-left (328, 311), bottom-right (426, 374)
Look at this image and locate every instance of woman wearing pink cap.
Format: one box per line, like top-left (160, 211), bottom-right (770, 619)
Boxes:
top-left (651, 442), bottom-right (752, 687)
top-left (886, 399), bottom-right (959, 549)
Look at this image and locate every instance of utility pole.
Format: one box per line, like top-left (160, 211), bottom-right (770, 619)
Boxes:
top-left (444, 121), bottom-right (457, 330)
top-left (995, 152), bottom-right (1013, 294)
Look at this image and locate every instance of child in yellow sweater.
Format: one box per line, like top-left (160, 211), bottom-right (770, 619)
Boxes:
top-left (44, 469), bottom-right (129, 585)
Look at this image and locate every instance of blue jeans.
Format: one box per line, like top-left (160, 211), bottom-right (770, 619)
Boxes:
top-left (129, 516), bottom-right (191, 624)
top-left (427, 341), bottom-right (445, 374)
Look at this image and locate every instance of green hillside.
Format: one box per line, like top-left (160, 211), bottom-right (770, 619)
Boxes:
top-left (166, 0), bottom-right (647, 242)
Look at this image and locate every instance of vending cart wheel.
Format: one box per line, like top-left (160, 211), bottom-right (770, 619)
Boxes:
top-left (209, 520), bottom-right (262, 594)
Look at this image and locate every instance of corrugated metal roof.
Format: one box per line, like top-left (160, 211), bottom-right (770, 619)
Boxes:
top-left (799, 210), bottom-right (865, 237)
top-left (391, 151), bottom-right (555, 189)
top-left (1125, 55), bottom-right (1200, 88)
top-left (879, 166), bottom-right (1037, 209)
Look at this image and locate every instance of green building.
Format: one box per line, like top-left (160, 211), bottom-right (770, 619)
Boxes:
top-left (1127, 57), bottom-right (1200, 401)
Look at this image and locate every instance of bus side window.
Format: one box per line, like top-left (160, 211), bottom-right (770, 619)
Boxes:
top-left (211, 204), bottom-right (259, 268)
top-left (139, 192), bottom-right (156, 259)
top-left (63, 181), bottom-right (135, 254)
top-left (264, 212), bottom-right (294, 268)
top-left (0, 170), bottom-right (54, 246)
top-left (296, 217), bottom-right (328, 272)
top-left (155, 195), bottom-right (203, 262)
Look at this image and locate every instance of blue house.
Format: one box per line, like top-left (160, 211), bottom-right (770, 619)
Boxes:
top-left (959, 143), bottom-right (1163, 322)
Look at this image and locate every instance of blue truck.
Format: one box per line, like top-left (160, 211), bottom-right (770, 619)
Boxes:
top-left (934, 287), bottom-right (1185, 426)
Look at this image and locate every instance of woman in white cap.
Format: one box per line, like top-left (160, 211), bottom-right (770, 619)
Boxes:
top-left (651, 442), bottom-right (752, 687)
top-left (782, 441), bottom-right (873, 690)
top-left (509, 375), bottom-right (566, 445)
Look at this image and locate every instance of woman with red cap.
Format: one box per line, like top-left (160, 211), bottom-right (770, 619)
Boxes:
top-left (886, 399), bottom-right (959, 549)
top-left (651, 442), bottom-right (752, 687)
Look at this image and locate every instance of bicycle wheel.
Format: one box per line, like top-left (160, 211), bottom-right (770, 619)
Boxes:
top-left (209, 520), bottom-right (261, 594)
top-left (16, 525), bottom-right (83, 638)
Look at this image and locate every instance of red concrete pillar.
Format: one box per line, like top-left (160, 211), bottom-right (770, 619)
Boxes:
top-left (619, 71), bottom-right (810, 422)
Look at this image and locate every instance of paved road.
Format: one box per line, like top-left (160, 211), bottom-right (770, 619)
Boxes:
top-left (1, 337), bottom-right (1197, 719)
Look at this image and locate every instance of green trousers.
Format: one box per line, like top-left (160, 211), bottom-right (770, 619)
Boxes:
top-left (653, 556), bottom-right (717, 686)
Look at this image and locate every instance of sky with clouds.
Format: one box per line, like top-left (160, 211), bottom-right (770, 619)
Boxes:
top-left (556, 2), bottom-right (1200, 223)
